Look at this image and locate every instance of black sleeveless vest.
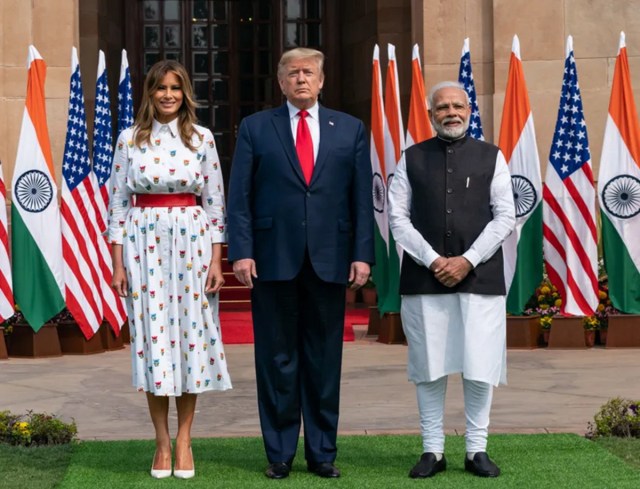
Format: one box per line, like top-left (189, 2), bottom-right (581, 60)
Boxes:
top-left (399, 136), bottom-right (506, 296)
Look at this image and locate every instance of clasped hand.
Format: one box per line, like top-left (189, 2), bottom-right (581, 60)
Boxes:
top-left (430, 256), bottom-right (472, 288)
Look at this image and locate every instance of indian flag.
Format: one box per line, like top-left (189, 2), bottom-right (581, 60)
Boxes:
top-left (380, 43), bottom-right (404, 314)
top-left (370, 45), bottom-right (394, 311)
top-left (498, 35), bottom-right (543, 314)
top-left (11, 46), bottom-right (65, 330)
top-left (598, 31), bottom-right (640, 313)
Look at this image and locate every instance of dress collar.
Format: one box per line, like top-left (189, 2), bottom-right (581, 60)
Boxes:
top-left (152, 118), bottom-right (179, 138)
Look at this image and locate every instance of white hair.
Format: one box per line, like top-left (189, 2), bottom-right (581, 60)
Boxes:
top-left (427, 81), bottom-right (470, 109)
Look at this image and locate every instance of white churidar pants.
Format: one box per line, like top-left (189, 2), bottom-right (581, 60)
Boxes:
top-left (417, 376), bottom-right (493, 453)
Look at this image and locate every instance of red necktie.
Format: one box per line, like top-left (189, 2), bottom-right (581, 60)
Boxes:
top-left (296, 110), bottom-right (314, 184)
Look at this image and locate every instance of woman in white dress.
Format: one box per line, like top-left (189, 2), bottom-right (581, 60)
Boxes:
top-left (109, 60), bottom-right (232, 479)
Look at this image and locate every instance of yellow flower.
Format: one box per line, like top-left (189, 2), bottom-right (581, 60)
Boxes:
top-left (540, 286), bottom-right (551, 295)
top-left (538, 294), bottom-right (546, 302)
top-left (554, 299), bottom-right (562, 307)
top-left (540, 303), bottom-right (549, 310)
top-left (599, 290), bottom-right (607, 299)
top-left (597, 303), bottom-right (605, 312)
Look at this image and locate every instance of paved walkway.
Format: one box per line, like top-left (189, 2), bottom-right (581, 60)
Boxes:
top-left (1, 325), bottom-right (639, 441)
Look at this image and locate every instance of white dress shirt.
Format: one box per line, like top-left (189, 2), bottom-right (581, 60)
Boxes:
top-left (287, 101), bottom-right (320, 163)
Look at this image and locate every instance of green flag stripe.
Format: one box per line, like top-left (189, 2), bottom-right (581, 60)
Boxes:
top-left (379, 233), bottom-right (401, 314)
top-left (372, 225), bottom-right (389, 310)
top-left (11, 206), bottom-right (65, 331)
top-left (507, 204), bottom-right (543, 314)
top-left (601, 212), bottom-right (640, 314)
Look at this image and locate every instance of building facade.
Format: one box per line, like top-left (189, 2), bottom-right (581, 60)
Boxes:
top-left (1, 0), bottom-right (640, 191)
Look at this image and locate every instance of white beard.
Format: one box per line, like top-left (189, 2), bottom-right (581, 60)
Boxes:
top-left (432, 117), bottom-right (470, 140)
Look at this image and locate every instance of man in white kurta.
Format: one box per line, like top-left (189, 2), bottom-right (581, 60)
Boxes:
top-left (388, 81), bottom-right (515, 479)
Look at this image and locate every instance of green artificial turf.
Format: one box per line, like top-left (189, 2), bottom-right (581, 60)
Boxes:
top-left (2, 434), bottom-right (639, 489)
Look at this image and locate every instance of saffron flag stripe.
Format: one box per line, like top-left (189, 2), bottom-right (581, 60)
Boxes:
top-left (406, 44), bottom-right (433, 148)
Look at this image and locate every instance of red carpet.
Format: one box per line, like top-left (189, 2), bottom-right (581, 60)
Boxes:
top-left (219, 308), bottom-right (369, 345)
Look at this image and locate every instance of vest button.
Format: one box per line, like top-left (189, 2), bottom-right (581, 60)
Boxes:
top-left (446, 252), bottom-right (453, 257)
top-left (446, 231), bottom-right (452, 237)
top-left (446, 208), bottom-right (452, 214)
top-left (447, 188), bottom-right (453, 194)
top-left (447, 168), bottom-right (453, 173)
top-left (447, 148), bottom-right (453, 154)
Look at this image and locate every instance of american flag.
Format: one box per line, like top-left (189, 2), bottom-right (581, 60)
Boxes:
top-left (458, 38), bottom-right (484, 140)
top-left (0, 160), bottom-right (14, 322)
top-left (93, 50), bottom-right (127, 334)
top-left (60, 48), bottom-right (104, 339)
top-left (542, 36), bottom-right (598, 316)
top-left (118, 49), bottom-right (134, 134)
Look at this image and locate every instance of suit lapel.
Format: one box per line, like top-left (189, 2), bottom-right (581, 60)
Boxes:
top-left (311, 106), bottom-right (333, 185)
top-left (272, 104), bottom-right (306, 184)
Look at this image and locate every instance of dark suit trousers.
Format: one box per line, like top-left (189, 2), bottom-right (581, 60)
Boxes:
top-left (251, 254), bottom-right (346, 465)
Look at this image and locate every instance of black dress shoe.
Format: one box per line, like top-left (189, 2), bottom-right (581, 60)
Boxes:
top-left (307, 462), bottom-right (341, 478)
top-left (265, 462), bottom-right (290, 479)
top-left (409, 452), bottom-right (447, 478)
top-left (464, 452), bottom-right (500, 477)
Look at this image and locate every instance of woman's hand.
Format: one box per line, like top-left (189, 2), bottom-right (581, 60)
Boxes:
top-left (205, 243), bottom-right (225, 294)
top-left (110, 244), bottom-right (128, 297)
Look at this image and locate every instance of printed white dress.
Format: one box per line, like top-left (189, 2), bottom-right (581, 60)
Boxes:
top-left (108, 119), bottom-right (232, 396)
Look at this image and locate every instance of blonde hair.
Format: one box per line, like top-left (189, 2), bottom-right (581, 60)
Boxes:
top-left (277, 48), bottom-right (325, 80)
top-left (134, 60), bottom-right (201, 151)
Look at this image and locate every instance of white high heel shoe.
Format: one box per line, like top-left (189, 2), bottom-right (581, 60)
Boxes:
top-left (173, 447), bottom-right (195, 479)
top-left (150, 452), bottom-right (172, 479)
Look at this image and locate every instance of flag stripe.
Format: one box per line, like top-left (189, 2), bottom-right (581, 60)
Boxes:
top-left (543, 222), bottom-right (596, 313)
top-left (25, 59), bottom-right (56, 176)
top-left (406, 45), bottom-right (433, 146)
top-left (498, 52), bottom-right (531, 163)
top-left (0, 162), bottom-right (13, 321)
top-left (608, 46), bottom-right (640, 170)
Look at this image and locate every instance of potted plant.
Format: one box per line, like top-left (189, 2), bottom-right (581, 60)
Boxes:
top-left (523, 279), bottom-right (561, 346)
top-left (583, 315), bottom-right (598, 347)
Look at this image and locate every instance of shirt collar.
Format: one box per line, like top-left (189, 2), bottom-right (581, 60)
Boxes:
top-left (287, 101), bottom-right (320, 121)
top-left (152, 118), bottom-right (179, 138)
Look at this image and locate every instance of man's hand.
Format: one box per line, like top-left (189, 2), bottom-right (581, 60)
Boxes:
top-left (348, 261), bottom-right (371, 289)
top-left (233, 258), bottom-right (257, 289)
top-left (430, 256), bottom-right (473, 288)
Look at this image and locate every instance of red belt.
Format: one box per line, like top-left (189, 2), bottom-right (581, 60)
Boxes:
top-left (134, 194), bottom-right (196, 207)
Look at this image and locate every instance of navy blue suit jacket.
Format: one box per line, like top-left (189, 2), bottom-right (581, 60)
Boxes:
top-left (227, 103), bottom-right (374, 284)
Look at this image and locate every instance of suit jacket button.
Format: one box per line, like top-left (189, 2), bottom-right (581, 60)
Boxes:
top-left (302, 220), bottom-right (306, 227)
top-left (306, 191), bottom-right (311, 197)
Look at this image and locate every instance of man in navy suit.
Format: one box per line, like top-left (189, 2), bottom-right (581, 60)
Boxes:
top-left (227, 47), bottom-right (374, 479)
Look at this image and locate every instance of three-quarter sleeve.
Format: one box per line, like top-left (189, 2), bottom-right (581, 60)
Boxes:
top-left (200, 129), bottom-right (227, 244)
top-left (107, 129), bottom-right (133, 245)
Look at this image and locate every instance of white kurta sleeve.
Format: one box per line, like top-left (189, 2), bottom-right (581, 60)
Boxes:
top-left (462, 150), bottom-right (516, 267)
top-left (107, 129), bottom-right (133, 245)
top-left (200, 128), bottom-right (227, 244)
top-left (388, 158), bottom-right (441, 269)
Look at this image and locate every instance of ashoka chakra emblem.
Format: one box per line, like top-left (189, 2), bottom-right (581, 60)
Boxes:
top-left (511, 175), bottom-right (537, 218)
top-left (372, 172), bottom-right (386, 213)
top-left (602, 174), bottom-right (640, 219)
top-left (14, 170), bottom-right (54, 213)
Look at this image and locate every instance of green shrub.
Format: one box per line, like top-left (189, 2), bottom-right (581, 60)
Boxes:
top-left (0, 410), bottom-right (77, 446)
top-left (586, 397), bottom-right (640, 439)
